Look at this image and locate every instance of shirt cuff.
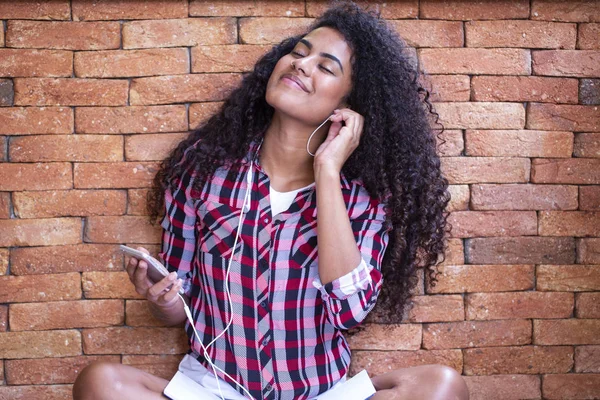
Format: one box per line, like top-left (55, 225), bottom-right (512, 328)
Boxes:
top-left (312, 258), bottom-right (372, 301)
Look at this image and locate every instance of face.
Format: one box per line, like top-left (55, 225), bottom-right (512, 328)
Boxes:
top-left (265, 27), bottom-right (353, 125)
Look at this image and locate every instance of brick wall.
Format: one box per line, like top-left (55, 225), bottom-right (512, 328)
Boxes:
top-left (0, 1), bottom-right (598, 399)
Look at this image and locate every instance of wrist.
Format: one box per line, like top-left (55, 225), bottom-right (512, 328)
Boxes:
top-left (315, 166), bottom-right (341, 185)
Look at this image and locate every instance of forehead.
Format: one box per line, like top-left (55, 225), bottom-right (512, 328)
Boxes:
top-left (300, 27), bottom-right (353, 63)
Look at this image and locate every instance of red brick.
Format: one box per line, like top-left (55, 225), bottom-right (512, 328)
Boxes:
top-left (0, 49), bottom-right (72, 77)
top-left (442, 238), bottom-right (465, 265)
top-left (0, 272), bottom-right (81, 303)
top-left (534, 319), bottom-right (600, 345)
top-left (471, 76), bottom-right (578, 103)
top-left (419, 48), bottom-right (531, 75)
top-left (0, 249), bottom-right (7, 275)
top-left (14, 78), bottom-right (128, 106)
top-left (84, 216), bottom-right (161, 244)
top-left (127, 189), bottom-right (150, 216)
top-left (463, 375), bottom-right (541, 400)
top-left (0, 218), bottom-right (80, 247)
top-left (239, 17), bottom-right (314, 44)
top-left (130, 74), bottom-right (241, 106)
top-left (448, 211), bottom-right (537, 238)
top-left (441, 157), bottom-right (530, 184)
top-left (192, 45), bottom-right (270, 73)
top-left (532, 159), bottom-right (600, 184)
top-left (75, 48), bottom-right (188, 78)
top-left (307, 1), bottom-right (418, 19)
top-left (465, 237), bottom-right (576, 265)
top-left (125, 133), bottom-right (188, 161)
top-left (123, 18), bottom-right (236, 49)
top-left (10, 300), bottom-right (123, 331)
top-left (539, 211), bottom-right (600, 236)
top-left (578, 238), bottom-right (600, 263)
top-left (579, 23), bottom-right (600, 49)
top-left (0, 192), bottom-right (9, 219)
top-left (0, 305), bottom-right (6, 331)
top-left (346, 324), bottom-right (422, 351)
top-left (0, 2), bottom-right (70, 20)
top-left (0, 385), bottom-right (73, 400)
top-left (423, 320), bottom-right (531, 350)
top-left (405, 295), bottom-right (464, 323)
top-left (82, 271), bottom-right (143, 299)
top-left (76, 105), bottom-right (187, 134)
top-left (420, 75), bottom-right (470, 102)
top-left (189, 102), bottom-right (223, 129)
top-left (467, 292), bottom-right (573, 320)
top-left (538, 264), bottom-right (600, 291)
top-left (533, 50), bottom-right (600, 78)
top-left (349, 350), bottom-right (462, 376)
top-left (0, 107), bottom-right (73, 135)
top-left (574, 132), bottom-right (600, 157)
top-left (575, 345), bottom-right (600, 372)
top-left (531, 0), bottom-right (600, 22)
top-left (6, 20), bottom-right (120, 50)
top-left (72, 0), bottom-right (188, 21)
top-left (543, 373), bottom-right (600, 399)
top-left (466, 20), bottom-right (576, 49)
top-left (437, 130), bottom-right (464, 157)
top-left (5, 355), bottom-right (119, 385)
top-left (420, 0), bottom-right (529, 20)
top-left (577, 292), bottom-right (600, 318)
top-left (13, 190), bottom-right (126, 219)
top-left (192, 1), bottom-right (304, 17)
top-left (464, 346), bottom-right (573, 375)
top-left (446, 185), bottom-right (469, 212)
top-left (471, 184), bottom-right (578, 211)
top-left (435, 102), bottom-right (526, 129)
top-left (0, 330), bottom-right (81, 359)
top-left (10, 135), bottom-right (122, 162)
top-left (125, 300), bottom-right (168, 327)
top-left (529, 103), bottom-right (600, 132)
top-left (389, 20), bottom-right (463, 48)
top-left (0, 162), bottom-right (72, 191)
top-left (0, 136), bottom-right (5, 162)
top-left (427, 264), bottom-right (534, 294)
top-left (122, 354), bottom-right (181, 380)
top-left (82, 327), bottom-right (188, 354)
top-left (74, 162), bottom-right (160, 189)
top-left (465, 130), bottom-right (573, 158)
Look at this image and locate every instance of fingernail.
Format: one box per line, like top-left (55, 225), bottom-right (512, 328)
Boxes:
top-left (169, 272), bottom-right (176, 280)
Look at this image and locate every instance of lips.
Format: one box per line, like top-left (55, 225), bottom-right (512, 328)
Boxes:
top-left (281, 74), bottom-right (309, 92)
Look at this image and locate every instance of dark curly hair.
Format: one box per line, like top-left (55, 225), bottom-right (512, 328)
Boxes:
top-left (147, 1), bottom-right (450, 323)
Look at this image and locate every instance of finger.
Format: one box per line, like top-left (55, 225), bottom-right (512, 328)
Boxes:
top-left (160, 278), bottom-right (183, 306)
top-left (125, 255), bottom-right (138, 279)
top-left (148, 271), bottom-right (178, 298)
top-left (132, 258), bottom-right (151, 289)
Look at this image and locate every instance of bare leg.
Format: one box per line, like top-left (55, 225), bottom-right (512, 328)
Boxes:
top-left (370, 364), bottom-right (469, 400)
top-left (73, 362), bottom-right (170, 400)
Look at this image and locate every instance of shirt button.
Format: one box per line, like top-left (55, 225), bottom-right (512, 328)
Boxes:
top-left (260, 301), bottom-right (266, 308)
top-left (265, 384), bottom-right (272, 391)
top-left (262, 338), bottom-right (269, 346)
top-left (264, 217), bottom-right (269, 223)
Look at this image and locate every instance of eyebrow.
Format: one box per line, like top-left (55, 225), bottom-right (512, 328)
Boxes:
top-left (299, 39), bottom-right (344, 74)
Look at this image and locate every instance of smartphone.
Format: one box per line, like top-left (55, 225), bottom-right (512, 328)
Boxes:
top-left (120, 245), bottom-right (185, 295)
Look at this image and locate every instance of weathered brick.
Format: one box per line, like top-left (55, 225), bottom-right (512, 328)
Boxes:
top-left (531, 0), bottom-right (600, 22)
top-left (307, 1), bottom-right (418, 19)
top-left (0, 218), bottom-right (80, 247)
top-left (9, 135), bottom-right (122, 162)
top-left (578, 238), bottom-right (600, 264)
top-left (122, 354), bottom-right (181, 380)
top-left (125, 300), bottom-right (168, 327)
top-left (189, 102), bottom-right (223, 129)
top-left (466, 292), bottom-right (573, 320)
top-left (13, 190), bottom-right (126, 219)
top-left (532, 159), bottom-right (600, 184)
top-left (539, 211), bottom-right (600, 236)
top-left (471, 184), bottom-right (578, 210)
top-left (0, 385), bottom-right (73, 400)
top-left (239, 17), bottom-right (314, 44)
top-left (0, 248), bottom-right (7, 275)
top-left (465, 130), bottom-right (573, 158)
top-left (465, 237), bottom-right (576, 265)
top-left (435, 102), bottom-right (525, 129)
top-left (533, 50), bottom-right (600, 78)
top-left (0, 330), bottom-right (81, 359)
top-left (471, 76), bottom-right (578, 103)
top-left (446, 185), bottom-right (469, 212)
top-left (14, 78), bottom-right (128, 106)
top-left (466, 20), bottom-right (576, 49)
top-left (76, 105), bottom-right (187, 134)
top-left (405, 295), bottom-right (465, 323)
top-left (529, 104), bottom-right (600, 131)
top-left (0, 162), bottom-right (72, 191)
top-left (543, 374), bottom-right (600, 399)
top-left (0, 79), bottom-right (14, 106)
top-left (537, 264), bottom-right (600, 291)
top-left (349, 350), bottom-right (462, 376)
top-left (419, 48), bottom-right (531, 75)
top-left (0, 49), bottom-right (72, 77)
top-left (534, 319), bottom-right (600, 345)
top-left (580, 79), bottom-right (600, 104)
top-left (574, 132), bottom-right (600, 157)
top-left (82, 271), bottom-right (143, 299)
top-left (0, 2), bottom-right (70, 19)
top-left (192, 0), bottom-right (304, 17)
top-left (0, 107), bottom-right (73, 135)
top-left (441, 157), bottom-right (530, 184)
top-left (11, 243), bottom-right (122, 275)
top-left (127, 189), bottom-right (150, 216)
top-left (442, 238), bottom-right (465, 265)
top-left (0, 305), bottom-right (7, 331)
top-left (0, 192), bottom-right (10, 219)
top-left (74, 162), bottom-right (160, 189)
top-left (82, 327), bottom-right (188, 355)
top-left (420, 75), bottom-right (470, 102)
top-left (447, 211), bottom-right (537, 238)
top-left (420, 0), bottom-right (529, 20)
top-left (6, 20), bottom-right (120, 50)
top-left (5, 355), bottom-right (119, 385)
top-left (10, 300), bottom-right (124, 331)
top-left (72, 0), bottom-right (188, 21)
top-left (0, 272), bottom-right (81, 303)
top-left (130, 74), bottom-right (241, 105)
top-left (437, 130), bottom-right (464, 157)
top-left (579, 24), bottom-right (600, 50)
top-left (123, 18), bottom-right (236, 49)
top-left (575, 345), bottom-right (600, 373)
top-left (577, 292), bottom-right (600, 318)
top-left (192, 45), bottom-right (270, 73)
top-left (125, 133), bottom-right (188, 161)
top-left (463, 375), bottom-right (541, 400)
top-left (464, 346), bottom-right (573, 375)
top-left (389, 20), bottom-right (463, 48)
top-left (346, 324), bottom-right (421, 351)
top-left (427, 264), bottom-right (534, 294)
top-left (423, 320), bottom-right (531, 349)
top-left (84, 216), bottom-right (161, 244)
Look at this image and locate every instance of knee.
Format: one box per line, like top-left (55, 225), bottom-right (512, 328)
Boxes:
top-left (73, 362), bottom-right (121, 400)
top-left (429, 364), bottom-right (469, 400)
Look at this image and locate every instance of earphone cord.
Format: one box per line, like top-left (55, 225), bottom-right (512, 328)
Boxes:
top-left (306, 115), bottom-right (334, 157)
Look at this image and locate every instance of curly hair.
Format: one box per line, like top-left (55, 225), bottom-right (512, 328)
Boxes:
top-left (147, 1), bottom-right (450, 323)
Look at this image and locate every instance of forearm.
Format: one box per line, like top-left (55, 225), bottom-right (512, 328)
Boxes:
top-left (148, 295), bottom-right (188, 327)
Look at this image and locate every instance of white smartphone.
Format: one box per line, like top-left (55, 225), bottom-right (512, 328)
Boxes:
top-left (120, 245), bottom-right (185, 295)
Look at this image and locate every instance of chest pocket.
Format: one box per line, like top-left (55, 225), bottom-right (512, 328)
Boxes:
top-left (196, 199), bottom-right (244, 259)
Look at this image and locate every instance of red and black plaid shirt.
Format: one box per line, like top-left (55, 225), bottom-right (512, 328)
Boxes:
top-left (159, 138), bottom-right (390, 400)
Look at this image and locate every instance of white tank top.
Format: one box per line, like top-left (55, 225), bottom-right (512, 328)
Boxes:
top-left (269, 182), bottom-right (315, 216)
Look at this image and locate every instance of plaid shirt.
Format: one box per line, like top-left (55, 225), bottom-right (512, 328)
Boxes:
top-left (159, 138), bottom-right (390, 400)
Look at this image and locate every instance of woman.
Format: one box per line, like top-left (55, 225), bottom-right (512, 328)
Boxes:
top-left (74, 2), bottom-right (468, 399)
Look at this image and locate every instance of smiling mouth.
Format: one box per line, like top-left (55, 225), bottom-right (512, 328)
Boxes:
top-left (281, 76), bottom-right (308, 92)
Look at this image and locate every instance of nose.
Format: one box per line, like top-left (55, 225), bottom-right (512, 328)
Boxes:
top-left (292, 56), bottom-right (314, 75)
